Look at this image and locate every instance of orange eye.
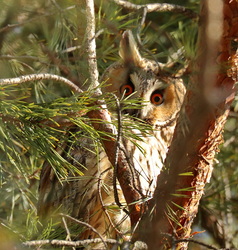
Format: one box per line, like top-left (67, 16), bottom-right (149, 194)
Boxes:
top-left (120, 84), bottom-right (134, 96)
top-left (150, 91), bottom-right (164, 105)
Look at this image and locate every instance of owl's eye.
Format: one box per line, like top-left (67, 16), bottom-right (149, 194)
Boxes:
top-left (150, 90), bottom-right (164, 105)
top-left (120, 83), bottom-right (135, 96)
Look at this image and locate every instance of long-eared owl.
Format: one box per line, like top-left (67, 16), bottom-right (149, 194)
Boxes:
top-left (37, 30), bottom-right (185, 247)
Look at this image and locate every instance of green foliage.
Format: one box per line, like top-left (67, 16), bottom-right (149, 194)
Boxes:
top-left (0, 0), bottom-right (237, 249)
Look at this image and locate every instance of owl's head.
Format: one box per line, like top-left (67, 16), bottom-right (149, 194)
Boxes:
top-left (101, 30), bottom-right (185, 127)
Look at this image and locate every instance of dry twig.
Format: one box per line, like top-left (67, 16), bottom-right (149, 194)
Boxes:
top-left (111, 0), bottom-right (197, 18)
top-left (62, 217), bottom-right (76, 250)
top-left (59, 213), bottom-right (108, 249)
top-left (22, 238), bottom-right (118, 248)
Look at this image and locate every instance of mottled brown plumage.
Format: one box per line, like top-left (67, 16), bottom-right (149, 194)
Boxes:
top-left (38, 30), bottom-right (185, 248)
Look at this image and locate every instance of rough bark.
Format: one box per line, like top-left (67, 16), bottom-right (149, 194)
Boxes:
top-left (135, 0), bottom-right (237, 249)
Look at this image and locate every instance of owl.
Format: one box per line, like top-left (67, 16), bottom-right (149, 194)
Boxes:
top-left (37, 30), bottom-right (185, 248)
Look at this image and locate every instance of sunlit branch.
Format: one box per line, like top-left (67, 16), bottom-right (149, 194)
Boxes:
top-left (85, 0), bottom-right (101, 95)
top-left (22, 238), bottom-right (118, 248)
top-left (111, 0), bottom-right (197, 18)
top-left (135, 0), bottom-right (237, 249)
top-left (0, 73), bottom-right (83, 93)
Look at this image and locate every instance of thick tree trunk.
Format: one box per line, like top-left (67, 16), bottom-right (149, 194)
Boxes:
top-left (135, 0), bottom-right (237, 249)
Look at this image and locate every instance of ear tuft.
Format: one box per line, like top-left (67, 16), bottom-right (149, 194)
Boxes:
top-left (119, 30), bottom-right (143, 67)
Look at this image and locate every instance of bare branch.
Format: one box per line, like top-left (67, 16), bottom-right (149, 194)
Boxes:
top-left (0, 73), bottom-right (83, 93)
top-left (111, 0), bottom-right (198, 18)
top-left (112, 94), bottom-right (123, 208)
top-left (162, 232), bottom-right (219, 250)
top-left (62, 217), bottom-right (76, 250)
top-left (97, 167), bottom-right (125, 238)
top-left (22, 238), bottom-right (118, 248)
top-left (174, 238), bottom-right (218, 250)
top-left (85, 0), bottom-right (100, 95)
top-left (59, 213), bottom-right (108, 249)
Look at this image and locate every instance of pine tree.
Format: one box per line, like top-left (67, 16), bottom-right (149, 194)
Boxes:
top-left (0, 0), bottom-right (237, 249)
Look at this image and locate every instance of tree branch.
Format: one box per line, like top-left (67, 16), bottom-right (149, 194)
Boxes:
top-left (0, 73), bottom-right (83, 93)
top-left (111, 0), bottom-right (198, 18)
top-left (135, 0), bottom-right (237, 249)
top-left (22, 238), bottom-right (118, 248)
top-left (174, 238), bottom-right (218, 250)
top-left (85, 0), bottom-right (100, 94)
top-left (59, 213), bottom-right (108, 249)
top-left (85, 0), bottom-right (144, 226)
